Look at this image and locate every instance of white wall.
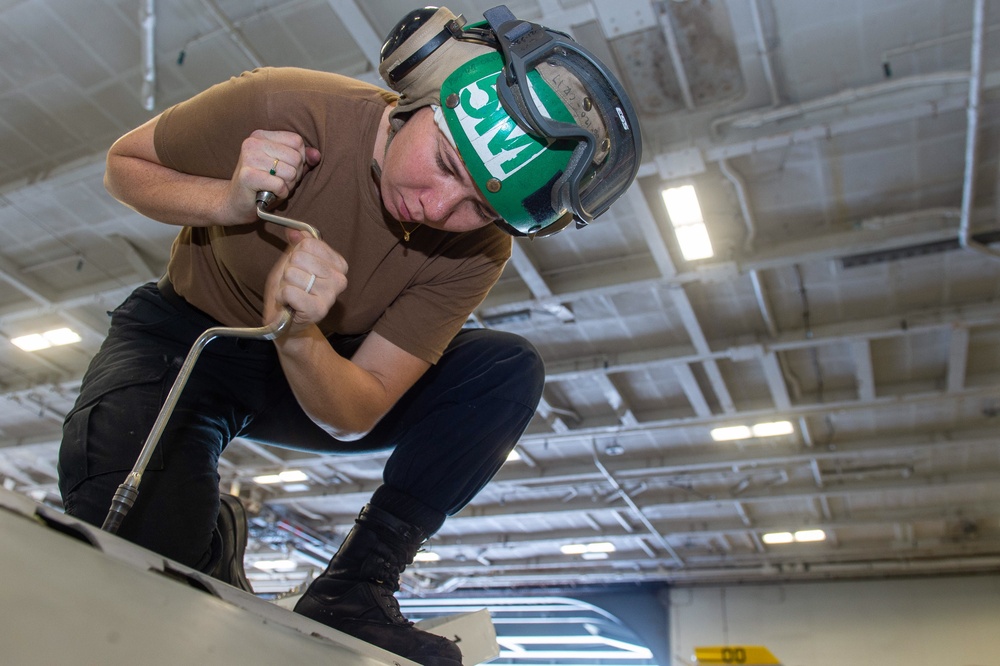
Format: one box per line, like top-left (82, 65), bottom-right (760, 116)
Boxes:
top-left (669, 575), bottom-right (1000, 666)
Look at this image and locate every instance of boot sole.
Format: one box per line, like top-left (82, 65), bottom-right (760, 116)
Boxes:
top-left (215, 493), bottom-right (253, 593)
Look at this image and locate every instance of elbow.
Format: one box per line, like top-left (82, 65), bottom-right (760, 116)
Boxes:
top-left (318, 421), bottom-right (373, 442)
top-left (315, 410), bottom-right (383, 442)
top-left (103, 168), bottom-right (116, 199)
top-left (103, 148), bottom-right (127, 203)
top-left (103, 153), bottom-right (116, 197)
top-left (322, 426), bottom-right (370, 442)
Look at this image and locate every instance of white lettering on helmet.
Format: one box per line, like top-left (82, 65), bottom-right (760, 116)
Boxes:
top-left (453, 73), bottom-right (553, 180)
top-left (616, 106), bottom-right (629, 130)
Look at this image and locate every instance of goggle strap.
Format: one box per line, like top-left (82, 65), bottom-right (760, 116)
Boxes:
top-left (495, 78), bottom-right (536, 134)
top-left (484, 6), bottom-right (521, 40)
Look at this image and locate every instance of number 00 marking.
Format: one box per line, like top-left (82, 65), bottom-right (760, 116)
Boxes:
top-left (721, 647), bottom-right (747, 663)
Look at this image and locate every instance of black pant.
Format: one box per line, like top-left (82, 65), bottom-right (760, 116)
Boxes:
top-left (58, 282), bottom-right (544, 571)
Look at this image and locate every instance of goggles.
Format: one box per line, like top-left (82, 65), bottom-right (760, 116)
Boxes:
top-left (483, 5), bottom-right (642, 232)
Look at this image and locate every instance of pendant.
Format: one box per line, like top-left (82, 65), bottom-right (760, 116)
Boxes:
top-left (403, 230), bottom-right (411, 242)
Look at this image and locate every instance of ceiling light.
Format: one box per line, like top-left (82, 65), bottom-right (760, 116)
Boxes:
top-left (711, 425), bottom-right (751, 441)
top-left (604, 442), bottom-right (625, 456)
top-left (414, 551), bottom-right (441, 562)
top-left (662, 184), bottom-right (714, 260)
top-left (752, 421), bottom-right (794, 437)
top-left (561, 542), bottom-right (616, 556)
top-left (581, 552), bottom-right (609, 560)
top-left (44, 327), bottom-right (82, 345)
top-left (674, 223), bottom-right (714, 261)
top-left (712, 421), bottom-right (795, 442)
top-left (794, 529), bottom-right (826, 542)
top-left (11, 327), bottom-right (82, 352)
top-left (762, 531), bottom-right (794, 544)
top-left (11, 334), bottom-right (49, 352)
top-left (506, 449), bottom-right (522, 462)
top-left (253, 469), bottom-right (308, 484)
top-left (253, 559), bottom-right (297, 571)
top-left (762, 529), bottom-right (827, 545)
top-left (662, 184), bottom-right (703, 226)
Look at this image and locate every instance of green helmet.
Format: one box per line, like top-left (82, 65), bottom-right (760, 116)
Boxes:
top-left (379, 5), bottom-right (642, 238)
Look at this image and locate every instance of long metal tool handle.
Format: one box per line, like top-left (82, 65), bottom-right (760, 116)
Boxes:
top-left (102, 192), bottom-right (320, 533)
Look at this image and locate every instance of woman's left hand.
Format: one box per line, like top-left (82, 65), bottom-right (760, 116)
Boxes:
top-left (263, 229), bottom-right (349, 334)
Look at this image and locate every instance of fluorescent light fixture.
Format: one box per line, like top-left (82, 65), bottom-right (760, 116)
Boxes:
top-left (414, 551), bottom-right (441, 562)
top-left (253, 559), bottom-right (297, 571)
top-left (763, 530), bottom-right (827, 545)
top-left (752, 421), bottom-right (794, 437)
top-left (662, 184), bottom-right (714, 260)
top-left (281, 483), bottom-right (310, 493)
top-left (44, 327), bottom-right (82, 345)
top-left (253, 470), bottom-right (308, 484)
top-left (662, 185), bottom-right (703, 226)
top-left (11, 327), bottom-right (82, 352)
top-left (506, 449), bottom-right (522, 462)
top-left (711, 425), bottom-right (752, 442)
top-left (762, 531), bottom-right (794, 544)
top-left (581, 552), bottom-right (609, 560)
top-left (673, 222), bottom-right (714, 261)
top-left (561, 542), bottom-right (616, 556)
top-left (11, 334), bottom-right (49, 352)
top-left (713, 421), bottom-right (794, 442)
top-left (794, 529), bottom-right (827, 542)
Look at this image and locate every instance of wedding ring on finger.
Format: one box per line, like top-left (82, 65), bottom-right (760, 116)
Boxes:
top-left (305, 273), bottom-right (316, 294)
top-left (270, 158), bottom-right (279, 176)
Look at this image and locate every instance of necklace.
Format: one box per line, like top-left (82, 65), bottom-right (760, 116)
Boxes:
top-left (398, 219), bottom-right (418, 242)
top-left (373, 159), bottom-right (418, 242)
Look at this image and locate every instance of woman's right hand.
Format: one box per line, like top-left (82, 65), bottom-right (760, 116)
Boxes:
top-left (225, 129), bottom-right (322, 223)
top-left (104, 119), bottom-right (322, 229)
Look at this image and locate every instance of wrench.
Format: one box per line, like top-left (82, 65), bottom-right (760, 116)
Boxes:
top-left (101, 193), bottom-right (320, 533)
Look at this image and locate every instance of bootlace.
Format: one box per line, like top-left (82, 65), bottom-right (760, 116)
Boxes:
top-left (377, 585), bottom-right (413, 626)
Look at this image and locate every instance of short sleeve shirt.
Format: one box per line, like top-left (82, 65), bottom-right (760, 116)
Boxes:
top-left (154, 67), bottom-right (511, 364)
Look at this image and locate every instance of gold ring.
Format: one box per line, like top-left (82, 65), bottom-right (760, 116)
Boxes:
top-left (269, 158), bottom-right (279, 176)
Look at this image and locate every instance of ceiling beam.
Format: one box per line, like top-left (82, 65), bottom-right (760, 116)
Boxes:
top-left (946, 326), bottom-right (970, 392)
top-left (324, 0), bottom-right (382, 71)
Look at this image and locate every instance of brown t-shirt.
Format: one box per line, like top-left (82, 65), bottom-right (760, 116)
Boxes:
top-left (154, 67), bottom-right (511, 364)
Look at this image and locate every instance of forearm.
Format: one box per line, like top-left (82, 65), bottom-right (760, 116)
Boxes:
top-left (104, 116), bottom-right (321, 229)
top-left (273, 327), bottom-right (394, 440)
top-left (103, 115), bottom-right (248, 228)
top-left (105, 151), bottom-right (237, 228)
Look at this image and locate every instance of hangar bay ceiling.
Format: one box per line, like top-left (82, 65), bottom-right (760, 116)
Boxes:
top-left (1, 0), bottom-right (999, 594)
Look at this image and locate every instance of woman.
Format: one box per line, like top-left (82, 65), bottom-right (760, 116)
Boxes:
top-left (58, 5), bottom-right (641, 665)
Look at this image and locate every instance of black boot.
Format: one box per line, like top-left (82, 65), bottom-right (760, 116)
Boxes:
top-left (208, 493), bottom-right (254, 593)
top-left (293, 504), bottom-right (462, 666)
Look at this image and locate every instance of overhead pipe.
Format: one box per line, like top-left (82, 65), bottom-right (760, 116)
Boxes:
top-left (717, 157), bottom-right (779, 338)
top-left (713, 71), bottom-right (969, 135)
top-left (959, 0), bottom-right (1000, 260)
top-left (140, 0), bottom-right (156, 111)
top-left (882, 21), bottom-right (1000, 76)
top-left (404, 553), bottom-right (1000, 587)
top-left (592, 443), bottom-right (685, 567)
